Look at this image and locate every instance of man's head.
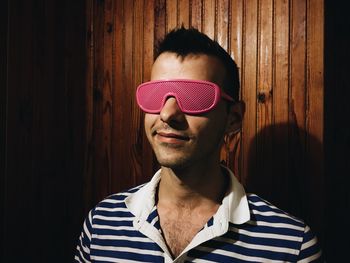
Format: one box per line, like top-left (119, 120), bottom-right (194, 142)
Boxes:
top-left (155, 26), bottom-right (240, 101)
top-left (138, 27), bottom-right (244, 170)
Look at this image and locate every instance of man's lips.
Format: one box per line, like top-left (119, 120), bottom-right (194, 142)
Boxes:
top-left (156, 132), bottom-right (190, 142)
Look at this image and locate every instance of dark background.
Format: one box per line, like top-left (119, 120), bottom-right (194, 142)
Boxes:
top-left (1, 0), bottom-right (349, 262)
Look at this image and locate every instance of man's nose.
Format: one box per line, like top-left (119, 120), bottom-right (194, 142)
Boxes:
top-left (159, 97), bottom-right (185, 123)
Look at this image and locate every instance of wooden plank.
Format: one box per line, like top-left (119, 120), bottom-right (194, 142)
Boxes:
top-left (274, 0), bottom-right (289, 125)
top-left (121, 0), bottom-right (135, 189)
top-left (257, 0), bottom-right (273, 132)
top-left (178, 0), bottom-right (190, 27)
top-left (251, 0), bottom-right (273, 200)
top-left (102, 0), bottom-right (113, 194)
top-left (289, 0), bottom-right (307, 217)
top-left (154, 0), bottom-right (166, 56)
top-left (203, 0), bottom-right (216, 39)
top-left (142, 0), bottom-right (156, 181)
top-left (166, 0), bottom-right (178, 32)
top-left (217, 0), bottom-right (231, 171)
top-left (216, 0), bottom-right (229, 50)
top-left (111, 0), bottom-right (125, 191)
top-left (230, 0), bottom-right (243, 68)
top-left (92, 0), bottom-right (112, 200)
top-left (273, 0), bottom-right (290, 210)
top-left (130, 0), bottom-right (145, 186)
top-left (190, 0), bottom-right (203, 30)
top-left (305, 0), bottom-right (324, 240)
top-left (143, 0), bottom-right (155, 82)
top-left (290, 0), bottom-right (306, 131)
top-left (228, 0), bottom-right (243, 178)
top-left (306, 0), bottom-right (324, 143)
top-left (241, 0), bottom-right (258, 186)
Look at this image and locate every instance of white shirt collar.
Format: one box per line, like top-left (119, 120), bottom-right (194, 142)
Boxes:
top-left (125, 166), bottom-right (250, 225)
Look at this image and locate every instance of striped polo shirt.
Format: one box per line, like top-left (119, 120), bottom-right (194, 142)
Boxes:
top-left (75, 168), bottom-right (323, 262)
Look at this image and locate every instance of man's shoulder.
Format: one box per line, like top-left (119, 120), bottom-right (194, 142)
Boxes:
top-left (91, 183), bottom-right (145, 216)
top-left (242, 194), bottom-right (323, 261)
top-left (246, 193), bottom-right (306, 231)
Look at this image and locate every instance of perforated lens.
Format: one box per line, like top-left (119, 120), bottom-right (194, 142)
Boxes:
top-left (136, 79), bottom-right (233, 114)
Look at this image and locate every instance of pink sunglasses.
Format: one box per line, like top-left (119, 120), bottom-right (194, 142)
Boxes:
top-left (136, 79), bottom-right (234, 114)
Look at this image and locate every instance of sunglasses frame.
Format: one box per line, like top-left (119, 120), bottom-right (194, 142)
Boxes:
top-left (136, 79), bottom-right (234, 114)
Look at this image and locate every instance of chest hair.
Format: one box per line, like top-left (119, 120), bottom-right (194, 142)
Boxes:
top-left (158, 205), bottom-right (216, 258)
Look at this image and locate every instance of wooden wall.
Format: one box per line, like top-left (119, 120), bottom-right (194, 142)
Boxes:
top-left (5, 0), bottom-right (350, 262)
top-left (84, 0), bottom-right (324, 243)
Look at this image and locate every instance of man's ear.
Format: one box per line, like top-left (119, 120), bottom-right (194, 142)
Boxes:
top-left (225, 101), bottom-right (245, 134)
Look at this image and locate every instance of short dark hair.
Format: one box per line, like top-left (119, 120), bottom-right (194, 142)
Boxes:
top-left (155, 26), bottom-right (240, 101)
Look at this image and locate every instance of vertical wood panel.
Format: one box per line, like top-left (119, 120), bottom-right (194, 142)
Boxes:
top-left (142, 0), bottom-right (156, 181)
top-left (290, 0), bottom-right (306, 131)
top-left (217, 0), bottom-right (229, 50)
top-left (273, 0), bottom-right (290, 209)
top-left (228, 0), bottom-right (244, 177)
top-left (289, 0), bottom-right (307, 217)
top-left (166, 0), bottom-right (178, 31)
top-left (92, 0), bottom-right (112, 200)
top-left (122, 0), bottom-right (134, 188)
top-left (178, 0), bottom-right (190, 27)
top-left (230, 0), bottom-right (243, 66)
top-left (218, 0), bottom-right (235, 172)
top-left (305, 0), bottom-right (324, 239)
top-left (131, 0), bottom-right (145, 185)
top-left (143, 0), bottom-right (155, 85)
top-left (111, 0), bottom-right (124, 192)
top-left (155, 0), bottom-right (166, 51)
top-left (255, 0), bottom-right (274, 200)
top-left (102, 0), bottom-right (113, 193)
top-left (190, 0), bottom-right (203, 30)
top-left (203, 0), bottom-right (216, 39)
top-left (241, 0), bottom-right (258, 186)
top-left (307, 0), bottom-right (324, 141)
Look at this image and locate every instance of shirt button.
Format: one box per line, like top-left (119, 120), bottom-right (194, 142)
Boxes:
top-left (134, 219), bottom-right (141, 229)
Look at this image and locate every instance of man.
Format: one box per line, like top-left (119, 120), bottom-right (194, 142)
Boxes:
top-left (75, 27), bottom-right (322, 262)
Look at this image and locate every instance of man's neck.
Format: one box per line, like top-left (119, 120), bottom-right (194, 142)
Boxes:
top-left (157, 164), bottom-right (227, 209)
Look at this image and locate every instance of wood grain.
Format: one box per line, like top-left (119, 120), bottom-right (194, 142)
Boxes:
top-left (167, 0), bottom-right (178, 31)
top-left (217, 0), bottom-right (229, 50)
top-left (241, 0), bottom-right (258, 186)
top-left (305, 0), bottom-right (324, 239)
top-left (273, 0), bottom-right (290, 210)
top-left (255, 0), bottom-right (274, 200)
top-left (203, 0), bottom-right (216, 39)
top-left (178, 0), bottom-right (190, 27)
top-left (230, 0), bottom-right (243, 67)
top-left (190, 0), bottom-right (203, 30)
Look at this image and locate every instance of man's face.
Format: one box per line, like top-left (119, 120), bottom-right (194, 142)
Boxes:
top-left (144, 52), bottom-right (232, 170)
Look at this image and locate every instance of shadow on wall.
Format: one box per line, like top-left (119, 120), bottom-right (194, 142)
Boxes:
top-left (244, 123), bottom-right (324, 244)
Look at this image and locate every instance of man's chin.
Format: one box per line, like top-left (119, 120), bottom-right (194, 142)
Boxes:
top-left (156, 157), bottom-right (190, 170)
